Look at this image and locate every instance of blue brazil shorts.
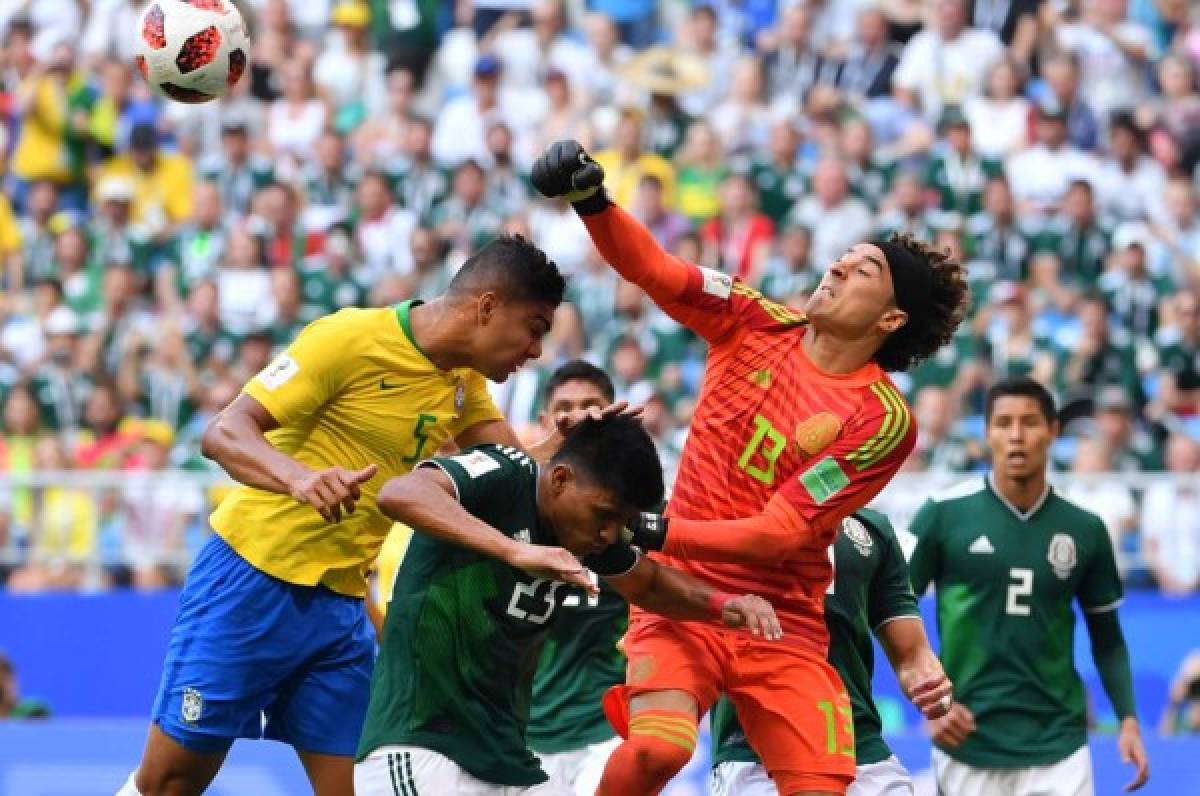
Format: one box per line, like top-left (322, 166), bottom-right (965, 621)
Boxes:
top-left (151, 534), bottom-right (374, 755)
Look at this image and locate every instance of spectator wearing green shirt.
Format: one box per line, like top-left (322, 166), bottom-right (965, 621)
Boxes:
top-left (1034, 179), bottom-right (1112, 288)
top-left (0, 651), bottom-right (50, 719)
top-left (925, 106), bottom-right (1003, 218)
top-left (1057, 294), bottom-right (1145, 413)
top-left (735, 118), bottom-right (806, 226)
top-left (1155, 291), bottom-right (1200, 419)
top-left (966, 176), bottom-right (1036, 282)
top-left (1100, 223), bottom-right (1174, 341)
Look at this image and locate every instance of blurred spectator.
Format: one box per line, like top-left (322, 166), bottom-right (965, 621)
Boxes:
top-left (429, 159), bottom-right (503, 257)
top-left (1155, 291), bottom-right (1200, 419)
top-left (81, 0), bottom-right (141, 65)
top-left (759, 225), bottom-right (818, 302)
top-left (711, 56), bottom-right (771, 156)
top-left (1055, 0), bottom-right (1158, 128)
top-left (1100, 222), bottom-right (1173, 340)
top-left (594, 108), bottom-right (677, 210)
top-left (353, 67), bottom-right (417, 168)
top-left (198, 115), bottom-right (275, 221)
top-left (874, 169), bottom-right (938, 242)
top-left (73, 382), bottom-right (135, 470)
top-left (386, 116), bottom-right (450, 223)
top-left (677, 5), bottom-right (738, 117)
top-left (966, 177), bottom-right (1033, 282)
top-left (313, 1), bottom-right (387, 133)
top-left (912, 385), bottom-right (975, 472)
top-left (1034, 180), bottom-right (1112, 288)
top-left (112, 420), bottom-right (202, 589)
top-left (493, 0), bottom-right (591, 99)
top-left (160, 182), bottom-right (228, 304)
top-left (298, 225), bottom-right (369, 320)
top-left (1161, 652), bottom-right (1200, 735)
top-left (1141, 434), bottom-right (1200, 595)
top-left (630, 175), bottom-right (690, 253)
top-left (1062, 436), bottom-right (1137, 572)
top-left (1092, 385), bottom-right (1164, 472)
top-left (353, 170), bottom-right (416, 280)
top-left (835, 6), bottom-right (900, 102)
top-left (216, 227), bottom-right (272, 336)
top-left (14, 181), bottom-right (62, 290)
top-left (1038, 53), bottom-right (1099, 153)
top-left (484, 122), bottom-right (531, 218)
top-left (29, 306), bottom-right (90, 432)
top-left (927, 106), bottom-right (1003, 218)
top-left (760, 4), bottom-right (828, 105)
top-left (674, 121), bottom-right (727, 224)
top-left (95, 122), bottom-right (195, 241)
top-left (1096, 115), bottom-right (1167, 224)
top-left (1150, 177), bottom-right (1199, 289)
top-left (117, 322), bottom-right (202, 431)
top-left (0, 651), bottom-right (50, 718)
top-left (1056, 293), bottom-right (1144, 411)
top-left (893, 0), bottom-right (1004, 124)
top-left (266, 63), bottom-right (328, 178)
top-left (1007, 103), bottom-right (1099, 218)
top-left (980, 282), bottom-right (1056, 383)
top-left (963, 56), bottom-right (1031, 159)
top-left (300, 129), bottom-right (360, 233)
top-left (789, 158), bottom-right (872, 269)
top-left (700, 172), bottom-right (774, 281)
top-left (433, 53), bottom-right (518, 167)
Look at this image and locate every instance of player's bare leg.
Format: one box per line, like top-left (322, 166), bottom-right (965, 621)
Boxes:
top-left (596, 689), bottom-right (699, 795)
top-left (128, 724), bottom-right (227, 796)
top-left (298, 749), bottom-right (355, 796)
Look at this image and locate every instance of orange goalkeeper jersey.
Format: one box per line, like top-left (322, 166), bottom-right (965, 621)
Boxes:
top-left (582, 205), bottom-right (915, 652)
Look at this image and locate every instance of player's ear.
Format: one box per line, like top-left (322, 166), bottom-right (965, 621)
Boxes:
top-left (550, 462), bottom-right (575, 495)
top-left (879, 307), bottom-right (907, 334)
top-left (477, 291), bottom-right (498, 326)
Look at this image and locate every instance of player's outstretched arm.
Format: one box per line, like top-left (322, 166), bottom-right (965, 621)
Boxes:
top-left (376, 466), bottom-right (597, 594)
top-left (531, 141), bottom-right (691, 307)
top-left (601, 556), bottom-right (782, 640)
top-left (202, 393), bottom-right (378, 523)
top-left (878, 617), bottom-right (953, 720)
top-left (1084, 609), bottom-right (1149, 791)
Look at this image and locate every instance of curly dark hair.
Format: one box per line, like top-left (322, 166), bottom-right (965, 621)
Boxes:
top-left (873, 234), bottom-right (970, 372)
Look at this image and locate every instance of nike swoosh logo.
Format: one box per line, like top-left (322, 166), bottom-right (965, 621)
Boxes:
top-left (380, 378), bottom-right (402, 390)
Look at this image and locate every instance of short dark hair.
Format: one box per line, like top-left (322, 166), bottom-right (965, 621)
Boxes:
top-left (446, 234), bottom-right (566, 307)
top-left (544, 360), bottom-right (615, 406)
top-left (552, 415), bottom-right (664, 512)
top-left (874, 234), bottom-right (970, 372)
top-left (985, 377), bottom-right (1058, 424)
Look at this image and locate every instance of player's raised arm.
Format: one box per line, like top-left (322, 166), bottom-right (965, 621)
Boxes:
top-left (531, 140), bottom-right (755, 344)
top-left (588, 547), bottom-right (781, 640)
top-left (376, 455), bottom-right (595, 593)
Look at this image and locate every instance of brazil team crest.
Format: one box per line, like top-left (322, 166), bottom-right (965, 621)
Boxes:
top-left (841, 516), bottom-right (874, 556)
top-left (1047, 533), bottom-right (1077, 580)
top-left (454, 380), bottom-right (466, 411)
top-left (181, 687), bottom-right (204, 725)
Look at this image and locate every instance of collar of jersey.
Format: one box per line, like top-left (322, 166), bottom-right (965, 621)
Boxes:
top-left (986, 472), bottom-right (1052, 522)
top-left (394, 299), bottom-right (444, 372)
top-left (794, 327), bottom-right (886, 387)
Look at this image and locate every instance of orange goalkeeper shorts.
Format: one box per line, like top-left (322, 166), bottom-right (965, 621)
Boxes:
top-left (604, 615), bottom-right (856, 794)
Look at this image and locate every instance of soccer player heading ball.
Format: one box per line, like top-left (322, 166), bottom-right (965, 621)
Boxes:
top-left (532, 140), bottom-right (970, 796)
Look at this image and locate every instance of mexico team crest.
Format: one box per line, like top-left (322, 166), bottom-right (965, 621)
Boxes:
top-left (841, 516), bottom-right (874, 556)
top-left (1047, 533), bottom-right (1077, 580)
top-left (181, 687), bottom-right (203, 725)
top-left (795, 412), bottom-right (842, 458)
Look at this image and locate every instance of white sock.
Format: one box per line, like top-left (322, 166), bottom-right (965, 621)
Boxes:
top-left (115, 771), bottom-right (144, 796)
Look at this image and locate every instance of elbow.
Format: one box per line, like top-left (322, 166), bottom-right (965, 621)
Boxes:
top-left (201, 411), bottom-right (234, 463)
top-left (376, 476), bottom-right (417, 522)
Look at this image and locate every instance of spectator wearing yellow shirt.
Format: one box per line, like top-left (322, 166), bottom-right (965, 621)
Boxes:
top-left (0, 194), bottom-right (22, 292)
top-left (593, 109), bottom-right (676, 209)
top-left (9, 41), bottom-right (93, 212)
top-left (94, 123), bottom-right (194, 241)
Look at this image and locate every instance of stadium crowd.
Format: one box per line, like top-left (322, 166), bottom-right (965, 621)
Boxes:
top-left (0, 0), bottom-right (1197, 594)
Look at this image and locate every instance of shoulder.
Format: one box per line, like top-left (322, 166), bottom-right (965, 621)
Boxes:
top-left (434, 445), bottom-right (535, 480)
top-left (929, 476), bottom-right (989, 505)
top-left (1047, 491), bottom-right (1110, 539)
top-left (852, 507), bottom-right (898, 544)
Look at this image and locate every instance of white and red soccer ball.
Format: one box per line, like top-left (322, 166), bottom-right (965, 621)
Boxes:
top-left (135, 0), bottom-right (249, 104)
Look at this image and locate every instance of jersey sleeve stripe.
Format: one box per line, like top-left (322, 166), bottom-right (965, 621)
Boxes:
top-left (1082, 598), bottom-right (1124, 614)
top-left (847, 382), bottom-right (911, 471)
top-left (871, 614), bottom-right (922, 633)
top-left (419, 459), bottom-right (462, 503)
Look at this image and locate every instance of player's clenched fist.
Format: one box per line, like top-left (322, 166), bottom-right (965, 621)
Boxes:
top-left (926, 701), bottom-right (976, 749)
top-left (531, 140), bottom-right (605, 203)
top-left (505, 540), bottom-right (598, 595)
top-left (289, 464), bottom-right (379, 523)
top-left (716, 594), bottom-right (784, 641)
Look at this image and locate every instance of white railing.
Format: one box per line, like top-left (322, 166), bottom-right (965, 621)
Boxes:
top-left (0, 470), bottom-right (1195, 585)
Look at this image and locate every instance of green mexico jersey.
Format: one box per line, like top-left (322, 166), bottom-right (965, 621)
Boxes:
top-left (711, 509), bottom-right (919, 768)
top-left (907, 476), bottom-right (1123, 768)
top-left (356, 444), bottom-right (639, 786)
top-left (527, 577), bottom-right (628, 754)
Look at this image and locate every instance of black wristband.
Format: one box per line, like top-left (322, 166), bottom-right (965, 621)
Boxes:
top-left (571, 189), bottom-right (612, 216)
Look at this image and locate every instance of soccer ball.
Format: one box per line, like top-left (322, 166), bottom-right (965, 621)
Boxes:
top-left (135, 0), bottom-right (249, 104)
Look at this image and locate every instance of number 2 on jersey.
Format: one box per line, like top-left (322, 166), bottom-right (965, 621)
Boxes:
top-left (1006, 567), bottom-right (1033, 616)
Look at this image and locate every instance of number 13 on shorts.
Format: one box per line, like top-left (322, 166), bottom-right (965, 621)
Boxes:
top-left (816, 696), bottom-right (855, 758)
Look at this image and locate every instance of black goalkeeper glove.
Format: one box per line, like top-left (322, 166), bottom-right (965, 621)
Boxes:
top-left (622, 512), bottom-right (668, 552)
top-left (530, 140), bottom-right (610, 214)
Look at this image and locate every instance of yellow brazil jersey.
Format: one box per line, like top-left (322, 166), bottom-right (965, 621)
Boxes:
top-left (210, 302), bottom-right (504, 597)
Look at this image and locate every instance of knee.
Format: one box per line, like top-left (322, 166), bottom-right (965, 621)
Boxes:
top-left (134, 765), bottom-right (207, 796)
top-left (625, 733), bottom-right (694, 782)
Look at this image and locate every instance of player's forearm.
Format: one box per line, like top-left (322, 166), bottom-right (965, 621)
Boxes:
top-left (201, 409), bottom-right (311, 495)
top-left (661, 497), bottom-right (815, 564)
top-left (608, 558), bottom-right (728, 622)
top-left (1086, 609), bottom-right (1138, 720)
top-left (376, 473), bottom-right (519, 562)
top-left (578, 203), bottom-right (690, 307)
top-left (879, 615), bottom-right (934, 672)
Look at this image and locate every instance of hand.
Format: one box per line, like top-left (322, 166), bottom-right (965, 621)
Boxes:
top-left (553, 400), bottom-right (643, 436)
top-left (621, 512), bottom-right (668, 552)
top-left (926, 702), bottom-right (976, 749)
top-left (288, 464), bottom-right (379, 523)
top-left (505, 541), bottom-right (598, 595)
top-left (719, 594), bottom-right (783, 641)
top-left (1118, 718), bottom-right (1150, 792)
top-left (531, 140), bottom-right (606, 203)
top-left (898, 659), bottom-right (954, 720)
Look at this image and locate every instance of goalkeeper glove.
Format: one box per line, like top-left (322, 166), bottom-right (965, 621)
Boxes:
top-left (531, 140), bottom-right (610, 213)
top-left (622, 512), bottom-right (668, 552)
